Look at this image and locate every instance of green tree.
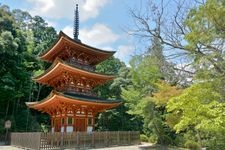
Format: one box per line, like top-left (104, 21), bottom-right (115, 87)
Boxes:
top-left (167, 79), bottom-right (225, 149)
top-left (130, 0), bottom-right (225, 148)
top-left (95, 56), bottom-right (142, 131)
top-left (31, 16), bottom-right (57, 55)
top-left (0, 7), bottom-right (35, 132)
top-left (165, 0), bottom-right (225, 148)
top-left (0, 4), bottom-right (57, 133)
top-left (122, 36), bottom-right (181, 145)
top-left (12, 9), bottom-right (32, 31)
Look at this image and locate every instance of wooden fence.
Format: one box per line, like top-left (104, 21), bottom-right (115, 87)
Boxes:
top-left (11, 131), bottom-right (140, 150)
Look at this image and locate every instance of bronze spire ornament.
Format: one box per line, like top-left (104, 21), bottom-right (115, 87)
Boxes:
top-left (73, 4), bottom-right (79, 41)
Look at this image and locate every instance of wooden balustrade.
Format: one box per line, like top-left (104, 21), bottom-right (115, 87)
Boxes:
top-left (67, 59), bottom-right (95, 71)
top-left (11, 131), bottom-right (140, 150)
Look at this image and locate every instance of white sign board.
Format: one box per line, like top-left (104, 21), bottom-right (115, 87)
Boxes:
top-left (5, 120), bottom-right (11, 129)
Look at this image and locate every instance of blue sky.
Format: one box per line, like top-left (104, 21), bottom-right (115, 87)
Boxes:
top-left (0, 0), bottom-right (145, 64)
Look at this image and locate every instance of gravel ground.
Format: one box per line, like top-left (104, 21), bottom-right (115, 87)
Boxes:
top-left (0, 146), bottom-right (151, 150)
top-left (0, 146), bottom-right (23, 150)
top-left (0, 143), bottom-right (153, 150)
top-left (89, 143), bottom-right (154, 150)
top-left (0, 145), bottom-right (142, 150)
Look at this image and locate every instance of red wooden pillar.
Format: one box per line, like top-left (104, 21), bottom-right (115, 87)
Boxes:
top-left (63, 115), bottom-right (65, 132)
top-left (60, 117), bottom-right (62, 132)
top-left (92, 112), bottom-right (96, 131)
top-left (51, 116), bottom-right (55, 132)
top-left (64, 114), bottom-right (67, 132)
top-left (85, 109), bottom-right (88, 132)
top-left (92, 117), bottom-right (95, 131)
top-left (73, 110), bottom-right (77, 132)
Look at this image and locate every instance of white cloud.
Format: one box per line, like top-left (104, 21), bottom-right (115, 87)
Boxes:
top-left (82, 0), bottom-right (109, 21)
top-left (114, 45), bottom-right (134, 61)
top-left (80, 23), bottom-right (119, 47)
top-left (26, 0), bottom-right (55, 13)
top-left (101, 46), bottom-right (114, 51)
top-left (62, 26), bottom-right (73, 38)
top-left (45, 20), bottom-right (57, 27)
top-left (25, 0), bottom-right (110, 22)
top-left (63, 23), bottom-right (119, 48)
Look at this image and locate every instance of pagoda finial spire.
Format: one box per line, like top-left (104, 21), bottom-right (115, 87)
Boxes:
top-left (73, 4), bottom-right (79, 40)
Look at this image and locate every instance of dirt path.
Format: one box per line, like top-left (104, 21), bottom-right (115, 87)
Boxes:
top-left (0, 145), bottom-right (141, 150)
top-left (0, 143), bottom-right (153, 150)
top-left (0, 146), bottom-right (23, 150)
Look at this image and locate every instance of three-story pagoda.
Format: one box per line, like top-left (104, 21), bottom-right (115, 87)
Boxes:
top-left (26, 4), bottom-right (121, 132)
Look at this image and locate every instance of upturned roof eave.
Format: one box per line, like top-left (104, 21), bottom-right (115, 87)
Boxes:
top-left (33, 58), bottom-right (116, 82)
top-left (26, 91), bottom-right (121, 109)
top-left (26, 90), bottom-right (56, 108)
top-left (39, 31), bottom-right (116, 61)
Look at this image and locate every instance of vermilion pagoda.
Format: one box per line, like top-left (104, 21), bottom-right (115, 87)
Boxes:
top-left (26, 5), bottom-right (121, 132)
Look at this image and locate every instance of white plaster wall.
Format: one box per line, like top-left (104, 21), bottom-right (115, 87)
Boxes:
top-left (87, 126), bottom-right (93, 133)
top-left (67, 126), bottom-right (73, 132)
top-left (61, 126), bottom-right (64, 132)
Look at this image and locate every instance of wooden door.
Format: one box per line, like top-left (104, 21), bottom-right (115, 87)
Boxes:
top-left (75, 118), bottom-right (86, 132)
top-left (55, 118), bottom-right (61, 132)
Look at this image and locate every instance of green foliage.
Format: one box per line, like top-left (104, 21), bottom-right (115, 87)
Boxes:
top-left (152, 81), bottom-right (183, 107)
top-left (122, 88), bottom-right (142, 115)
top-left (0, 5), bottom-right (16, 35)
top-left (129, 55), bottom-right (161, 94)
top-left (167, 80), bottom-right (225, 133)
top-left (97, 105), bottom-right (142, 131)
top-left (164, 0), bottom-right (225, 148)
top-left (140, 134), bottom-right (148, 142)
top-left (148, 134), bottom-right (158, 143)
top-left (0, 4), bottom-right (57, 133)
top-left (184, 140), bottom-right (201, 150)
top-left (95, 56), bottom-right (143, 131)
top-left (41, 123), bottom-right (49, 133)
top-left (123, 36), bottom-right (179, 145)
top-left (167, 79), bottom-right (225, 149)
top-left (94, 56), bottom-right (125, 99)
top-left (184, 0), bottom-right (225, 77)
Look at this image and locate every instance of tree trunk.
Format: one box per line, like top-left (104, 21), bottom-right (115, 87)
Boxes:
top-left (36, 84), bottom-right (42, 101)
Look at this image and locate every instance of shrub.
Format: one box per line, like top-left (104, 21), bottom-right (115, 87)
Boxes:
top-left (140, 134), bottom-right (148, 142)
top-left (148, 134), bottom-right (158, 143)
top-left (174, 134), bottom-right (185, 147)
top-left (184, 140), bottom-right (201, 150)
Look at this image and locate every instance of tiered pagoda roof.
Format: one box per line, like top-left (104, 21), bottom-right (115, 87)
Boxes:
top-left (26, 30), bottom-right (121, 111)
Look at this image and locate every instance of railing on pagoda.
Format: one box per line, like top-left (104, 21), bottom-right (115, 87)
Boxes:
top-left (62, 85), bottom-right (97, 97)
top-left (66, 59), bottom-right (96, 72)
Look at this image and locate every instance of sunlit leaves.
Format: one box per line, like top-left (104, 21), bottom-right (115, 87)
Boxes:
top-left (152, 81), bottom-right (183, 107)
top-left (167, 80), bottom-right (225, 133)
